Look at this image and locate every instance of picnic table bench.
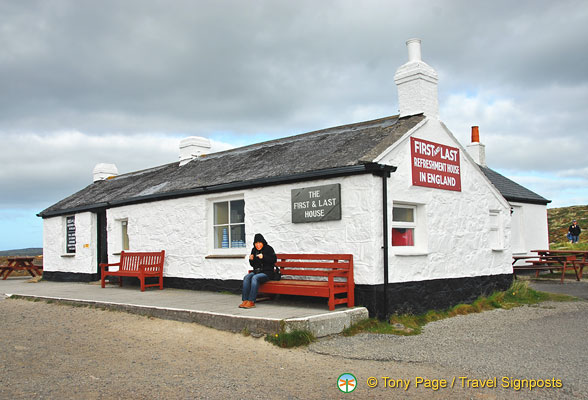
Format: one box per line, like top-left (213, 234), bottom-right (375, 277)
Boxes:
top-left (512, 252), bottom-right (579, 283)
top-left (256, 253), bottom-right (354, 311)
top-left (100, 250), bottom-right (165, 291)
top-left (1, 257), bottom-right (43, 280)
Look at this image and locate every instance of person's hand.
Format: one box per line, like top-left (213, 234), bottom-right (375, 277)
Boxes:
top-left (249, 254), bottom-right (254, 260)
top-left (257, 253), bottom-right (263, 259)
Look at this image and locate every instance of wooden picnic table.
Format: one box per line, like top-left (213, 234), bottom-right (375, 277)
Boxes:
top-left (532, 249), bottom-right (587, 280)
top-left (512, 250), bottom-right (584, 283)
top-left (0, 257), bottom-right (43, 280)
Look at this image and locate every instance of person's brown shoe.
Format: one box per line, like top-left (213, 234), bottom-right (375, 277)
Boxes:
top-left (243, 301), bottom-right (256, 308)
top-left (238, 301), bottom-right (248, 308)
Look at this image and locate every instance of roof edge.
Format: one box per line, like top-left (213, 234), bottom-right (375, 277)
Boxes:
top-left (38, 163), bottom-right (396, 218)
top-left (504, 196), bottom-right (551, 205)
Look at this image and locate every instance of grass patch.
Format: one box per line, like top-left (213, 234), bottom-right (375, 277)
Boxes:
top-left (265, 330), bottom-right (315, 348)
top-left (550, 241), bottom-right (588, 251)
top-left (342, 281), bottom-right (576, 337)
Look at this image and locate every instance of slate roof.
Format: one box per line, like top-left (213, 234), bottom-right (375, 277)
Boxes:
top-left (479, 166), bottom-right (550, 205)
top-left (39, 114), bottom-right (426, 217)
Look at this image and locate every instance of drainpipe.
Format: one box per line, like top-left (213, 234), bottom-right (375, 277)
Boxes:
top-left (381, 171), bottom-right (390, 319)
top-left (364, 162), bottom-right (394, 319)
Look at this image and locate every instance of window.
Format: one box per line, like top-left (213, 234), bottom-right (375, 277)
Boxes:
top-left (65, 215), bottom-right (76, 253)
top-left (121, 220), bottom-right (130, 251)
top-left (391, 205), bottom-right (415, 246)
top-left (213, 199), bottom-right (246, 249)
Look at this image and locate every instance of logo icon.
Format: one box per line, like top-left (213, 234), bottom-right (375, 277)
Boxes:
top-left (338, 373), bottom-right (357, 393)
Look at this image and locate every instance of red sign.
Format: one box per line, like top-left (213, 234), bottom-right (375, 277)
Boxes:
top-left (410, 137), bottom-right (461, 192)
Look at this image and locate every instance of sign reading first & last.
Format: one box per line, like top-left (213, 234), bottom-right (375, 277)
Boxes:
top-left (411, 137), bottom-right (461, 192)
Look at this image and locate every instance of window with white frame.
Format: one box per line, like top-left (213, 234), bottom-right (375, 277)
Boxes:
top-left (213, 199), bottom-right (246, 249)
top-left (391, 205), bottom-right (416, 246)
top-left (121, 219), bottom-right (130, 251)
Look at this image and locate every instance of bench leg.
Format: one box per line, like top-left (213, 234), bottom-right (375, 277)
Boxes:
top-left (140, 276), bottom-right (145, 292)
top-left (101, 272), bottom-right (106, 288)
top-left (159, 275), bottom-right (163, 290)
top-left (2, 268), bottom-right (13, 280)
top-left (328, 294), bottom-right (335, 311)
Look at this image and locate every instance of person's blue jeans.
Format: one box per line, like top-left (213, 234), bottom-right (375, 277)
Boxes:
top-left (571, 235), bottom-right (579, 243)
top-left (242, 272), bottom-right (269, 301)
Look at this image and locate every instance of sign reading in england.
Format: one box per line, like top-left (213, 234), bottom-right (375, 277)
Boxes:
top-left (411, 137), bottom-right (461, 192)
top-left (291, 184), bottom-right (341, 223)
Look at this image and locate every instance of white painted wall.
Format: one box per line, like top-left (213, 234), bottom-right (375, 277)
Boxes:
top-left (104, 174), bottom-right (383, 284)
top-left (43, 212), bottom-right (97, 274)
top-left (510, 202), bottom-right (549, 254)
top-left (377, 118), bottom-right (512, 282)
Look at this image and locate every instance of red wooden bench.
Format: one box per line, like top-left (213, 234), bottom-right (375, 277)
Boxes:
top-left (100, 250), bottom-right (165, 291)
top-left (257, 253), bottom-right (354, 311)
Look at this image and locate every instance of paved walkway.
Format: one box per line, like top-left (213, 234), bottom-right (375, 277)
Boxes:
top-left (527, 278), bottom-right (588, 300)
top-left (0, 276), bottom-right (367, 337)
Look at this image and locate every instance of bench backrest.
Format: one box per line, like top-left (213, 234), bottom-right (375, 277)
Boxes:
top-left (119, 251), bottom-right (165, 273)
top-left (275, 253), bottom-right (353, 280)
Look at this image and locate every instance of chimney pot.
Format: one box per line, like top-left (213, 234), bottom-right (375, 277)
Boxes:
top-left (406, 38), bottom-right (422, 62)
top-left (471, 126), bottom-right (480, 143)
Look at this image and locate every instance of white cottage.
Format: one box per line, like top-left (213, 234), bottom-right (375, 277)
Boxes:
top-left (39, 39), bottom-right (515, 317)
top-left (466, 126), bottom-right (551, 255)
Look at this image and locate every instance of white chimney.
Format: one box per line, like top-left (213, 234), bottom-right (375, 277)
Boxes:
top-left (394, 38), bottom-right (439, 119)
top-left (93, 163), bottom-right (118, 182)
top-left (179, 136), bottom-right (211, 166)
top-left (466, 126), bottom-right (487, 166)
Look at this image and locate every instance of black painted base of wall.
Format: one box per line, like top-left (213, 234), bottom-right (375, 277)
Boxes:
top-left (163, 277), bottom-right (242, 294)
top-left (356, 274), bottom-right (514, 319)
top-left (43, 271), bottom-right (512, 319)
top-left (42, 271), bottom-right (100, 282)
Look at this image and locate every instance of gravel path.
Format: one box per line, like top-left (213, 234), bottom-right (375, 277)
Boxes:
top-left (310, 301), bottom-right (588, 399)
top-left (1, 295), bottom-right (586, 399)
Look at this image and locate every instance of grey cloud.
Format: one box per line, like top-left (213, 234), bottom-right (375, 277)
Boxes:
top-left (1, 0), bottom-right (587, 215)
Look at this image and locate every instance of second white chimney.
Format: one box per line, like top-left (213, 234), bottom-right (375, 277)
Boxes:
top-left (467, 126), bottom-right (487, 166)
top-left (179, 136), bottom-right (211, 166)
top-left (93, 163), bottom-right (118, 182)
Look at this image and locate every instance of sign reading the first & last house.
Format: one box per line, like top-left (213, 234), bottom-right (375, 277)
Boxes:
top-left (411, 137), bottom-right (461, 192)
top-left (291, 184), bottom-right (341, 223)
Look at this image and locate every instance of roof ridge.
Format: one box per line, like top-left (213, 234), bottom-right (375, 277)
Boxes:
top-left (201, 115), bottom-right (401, 160)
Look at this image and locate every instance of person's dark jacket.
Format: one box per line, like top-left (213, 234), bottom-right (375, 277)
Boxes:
top-left (249, 233), bottom-right (279, 280)
top-left (569, 224), bottom-right (581, 236)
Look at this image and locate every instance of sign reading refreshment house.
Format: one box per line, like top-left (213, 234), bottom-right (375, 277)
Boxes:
top-left (291, 184), bottom-right (341, 223)
top-left (411, 137), bottom-right (461, 192)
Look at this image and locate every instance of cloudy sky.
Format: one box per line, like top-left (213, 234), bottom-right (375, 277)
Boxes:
top-left (1, 0), bottom-right (587, 250)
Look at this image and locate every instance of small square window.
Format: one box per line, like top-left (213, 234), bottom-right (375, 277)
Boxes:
top-left (213, 199), bottom-right (246, 249)
top-left (391, 205), bottom-right (417, 247)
